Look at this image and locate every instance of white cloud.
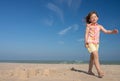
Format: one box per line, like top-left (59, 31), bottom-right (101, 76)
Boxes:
top-left (58, 26), bottom-right (72, 35)
top-left (65, 0), bottom-right (82, 11)
top-left (46, 0), bottom-right (82, 24)
top-left (47, 3), bottom-right (64, 23)
top-left (58, 24), bottom-right (79, 35)
top-left (54, 0), bottom-right (81, 10)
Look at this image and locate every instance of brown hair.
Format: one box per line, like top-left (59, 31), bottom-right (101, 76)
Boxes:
top-left (85, 11), bottom-right (99, 24)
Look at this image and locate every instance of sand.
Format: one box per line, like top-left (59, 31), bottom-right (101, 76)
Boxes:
top-left (0, 63), bottom-right (119, 81)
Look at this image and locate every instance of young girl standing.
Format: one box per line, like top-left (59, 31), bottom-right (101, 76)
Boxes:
top-left (85, 11), bottom-right (118, 78)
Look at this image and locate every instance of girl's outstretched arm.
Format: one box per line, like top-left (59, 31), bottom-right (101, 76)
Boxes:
top-left (100, 25), bottom-right (119, 34)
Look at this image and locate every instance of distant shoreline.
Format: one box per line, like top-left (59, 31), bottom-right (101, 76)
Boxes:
top-left (0, 60), bottom-right (120, 65)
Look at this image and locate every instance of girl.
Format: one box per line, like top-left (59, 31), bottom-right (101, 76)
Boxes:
top-left (85, 11), bottom-right (118, 78)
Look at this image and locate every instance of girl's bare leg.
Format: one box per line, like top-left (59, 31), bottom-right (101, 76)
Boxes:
top-left (88, 54), bottom-right (95, 75)
top-left (92, 51), bottom-right (104, 77)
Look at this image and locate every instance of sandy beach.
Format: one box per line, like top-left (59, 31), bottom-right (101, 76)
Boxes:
top-left (0, 63), bottom-right (119, 81)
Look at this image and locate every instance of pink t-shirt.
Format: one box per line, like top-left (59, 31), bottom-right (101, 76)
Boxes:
top-left (86, 24), bottom-right (100, 44)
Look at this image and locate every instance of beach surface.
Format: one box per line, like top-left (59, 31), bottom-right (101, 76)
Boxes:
top-left (0, 63), bottom-right (119, 81)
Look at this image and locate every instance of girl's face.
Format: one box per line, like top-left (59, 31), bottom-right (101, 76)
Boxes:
top-left (89, 13), bottom-right (98, 24)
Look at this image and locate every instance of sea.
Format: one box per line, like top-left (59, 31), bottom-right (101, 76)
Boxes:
top-left (0, 60), bottom-right (120, 65)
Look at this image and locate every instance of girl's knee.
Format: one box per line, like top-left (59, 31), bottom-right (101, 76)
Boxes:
top-left (90, 54), bottom-right (94, 59)
top-left (92, 51), bottom-right (99, 58)
top-left (92, 51), bottom-right (98, 55)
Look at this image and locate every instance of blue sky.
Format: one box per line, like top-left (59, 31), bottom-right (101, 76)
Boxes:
top-left (0, 0), bottom-right (120, 61)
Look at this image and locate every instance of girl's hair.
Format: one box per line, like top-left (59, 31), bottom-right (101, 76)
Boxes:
top-left (85, 11), bottom-right (99, 24)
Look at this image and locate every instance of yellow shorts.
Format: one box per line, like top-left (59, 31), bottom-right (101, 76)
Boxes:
top-left (87, 43), bottom-right (99, 53)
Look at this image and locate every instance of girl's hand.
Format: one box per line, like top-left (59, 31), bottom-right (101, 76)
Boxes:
top-left (112, 29), bottom-right (119, 34)
top-left (85, 43), bottom-right (89, 48)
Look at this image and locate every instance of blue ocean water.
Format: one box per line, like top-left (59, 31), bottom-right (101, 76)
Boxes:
top-left (0, 60), bottom-right (83, 64)
top-left (0, 60), bottom-right (120, 65)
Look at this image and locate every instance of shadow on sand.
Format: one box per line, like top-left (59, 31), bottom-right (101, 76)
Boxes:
top-left (70, 67), bottom-right (88, 74)
top-left (70, 67), bottom-right (98, 77)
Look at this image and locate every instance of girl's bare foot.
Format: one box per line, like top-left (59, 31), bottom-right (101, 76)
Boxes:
top-left (98, 71), bottom-right (104, 78)
top-left (88, 71), bottom-right (95, 75)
